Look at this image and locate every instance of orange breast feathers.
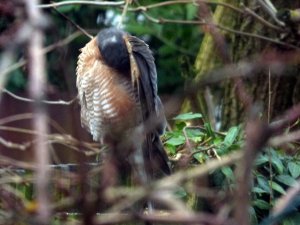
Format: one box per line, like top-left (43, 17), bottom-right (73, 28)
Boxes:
top-left (76, 38), bottom-right (140, 142)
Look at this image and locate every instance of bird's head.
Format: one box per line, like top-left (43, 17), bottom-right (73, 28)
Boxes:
top-left (96, 28), bottom-right (130, 72)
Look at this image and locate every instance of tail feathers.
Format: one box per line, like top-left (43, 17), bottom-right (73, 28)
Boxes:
top-left (145, 132), bottom-right (171, 178)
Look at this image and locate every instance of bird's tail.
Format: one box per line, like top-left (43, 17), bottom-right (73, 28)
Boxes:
top-left (146, 132), bottom-right (171, 178)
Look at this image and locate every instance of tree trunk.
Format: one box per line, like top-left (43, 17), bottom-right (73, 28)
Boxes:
top-left (186, 0), bottom-right (300, 130)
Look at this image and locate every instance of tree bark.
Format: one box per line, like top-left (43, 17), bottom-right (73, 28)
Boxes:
top-left (186, 0), bottom-right (300, 129)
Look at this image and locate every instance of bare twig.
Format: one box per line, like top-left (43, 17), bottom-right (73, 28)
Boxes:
top-left (267, 68), bottom-right (274, 202)
top-left (26, 0), bottom-right (50, 222)
top-left (37, 1), bottom-right (125, 8)
top-left (52, 8), bottom-right (93, 39)
top-left (269, 103), bottom-right (300, 134)
top-left (0, 137), bottom-right (28, 151)
top-left (241, 4), bottom-right (283, 31)
top-left (269, 129), bottom-right (300, 146)
top-left (157, 150), bottom-right (242, 188)
top-left (0, 31), bottom-right (82, 78)
top-left (256, 0), bottom-right (285, 26)
top-left (119, 0), bottom-right (130, 28)
top-left (129, 0), bottom-right (243, 14)
top-left (234, 108), bottom-right (270, 225)
top-left (142, 13), bottom-right (299, 50)
top-left (1, 88), bottom-right (77, 105)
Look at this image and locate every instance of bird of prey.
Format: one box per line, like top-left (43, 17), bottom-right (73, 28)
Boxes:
top-left (76, 28), bottom-right (170, 185)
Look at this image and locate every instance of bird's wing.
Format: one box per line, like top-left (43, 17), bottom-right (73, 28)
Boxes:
top-left (126, 35), bottom-right (171, 176)
top-left (126, 35), bottom-right (158, 116)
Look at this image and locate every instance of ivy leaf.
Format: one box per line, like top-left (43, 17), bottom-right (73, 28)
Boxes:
top-left (193, 152), bottom-right (207, 163)
top-left (221, 166), bottom-right (235, 181)
top-left (252, 187), bottom-right (268, 194)
top-left (276, 175), bottom-right (297, 187)
top-left (173, 112), bottom-right (202, 120)
top-left (257, 176), bottom-right (271, 193)
top-left (270, 151), bottom-right (284, 174)
top-left (253, 199), bottom-right (270, 210)
top-left (255, 154), bottom-right (269, 166)
top-left (204, 122), bottom-right (215, 138)
top-left (270, 181), bottom-right (286, 194)
top-left (223, 126), bottom-right (239, 146)
top-left (165, 136), bottom-right (186, 146)
top-left (288, 162), bottom-right (300, 178)
top-left (186, 129), bottom-right (203, 142)
top-left (165, 144), bottom-right (176, 155)
top-left (218, 126), bottom-right (239, 154)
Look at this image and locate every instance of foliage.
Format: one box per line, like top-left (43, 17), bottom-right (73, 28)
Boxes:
top-left (163, 112), bottom-right (300, 225)
top-left (4, 0), bottom-right (201, 93)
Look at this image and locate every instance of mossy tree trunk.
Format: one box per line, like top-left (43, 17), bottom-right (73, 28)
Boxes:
top-left (184, 0), bottom-right (300, 129)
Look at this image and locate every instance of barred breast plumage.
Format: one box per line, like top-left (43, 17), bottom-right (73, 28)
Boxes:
top-left (76, 28), bottom-right (171, 176)
top-left (76, 38), bottom-right (141, 142)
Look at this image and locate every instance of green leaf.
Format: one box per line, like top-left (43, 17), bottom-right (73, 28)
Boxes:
top-left (186, 129), bottom-right (203, 138)
top-left (223, 126), bottom-right (239, 146)
top-left (270, 181), bottom-right (286, 194)
top-left (250, 206), bottom-right (258, 225)
top-left (175, 121), bottom-right (186, 130)
top-left (253, 199), bottom-right (270, 210)
top-left (288, 162), bottom-right (300, 178)
top-left (252, 187), bottom-right (268, 194)
top-left (257, 176), bottom-right (271, 193)
top-left (186, 129), bottom-right (203, 143)
top-left (217, 126), bottom-right (240, 154)
top-left (193, 152), bottom-right (206, 163)
top-left (276, 175), bottom-right (297, 187)
top-left (270, 152), bottom-right (284, 174)
top-left (204, 122), bottom-right (215, 138)
top-left (165, 144), bottom-right (177, 155)
top-left (255, 154), bottom-right (269, 166)
top-left (165, 136), bottom-right (186, 146)
top-left (173, 112), bottom-right (202, 120)
top-left (221, 166), bottom-right (234, 181)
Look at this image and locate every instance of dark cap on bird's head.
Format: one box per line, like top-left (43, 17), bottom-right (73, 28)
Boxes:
top-left (96, 28), bottom-right (130, 72)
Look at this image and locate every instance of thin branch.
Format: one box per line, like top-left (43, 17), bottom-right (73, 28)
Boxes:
top-left (119, 0), bottom-right (130, 28)
top-left (269, 129), bottom-right (300, 146)
top-left (52, 9), bottom-right (93, 39)
top-left (256, 0), bottom-right (285, 26)
top-left (0, 31), bottom-right (82, 78)
top-left (26, 0), bottom-right (51, 222)
top-left (267, 68), bottom-right (274, 202)
top-left (37, 1), bottom-right (125, 8)
top-left (0, 125), bottom-right (100, 152)
top-left (133, 0), bottom-right (283, 32)
top-left (129, 0), bottom-right (244, 14)
top-left (142, 13), bottom-right (299, 50)
top-left (157, 150), bottom-right (242, 188)
top-left (234, 109), bottom-right (270, 225)
top-left (0, 137), bottom-right (29, 151)
top-left (241, 4), bottom-right (283, 31)
top-left (1, 88), bottom-right (77, 105)
top-left (42, 31), bottom-right (82, 53)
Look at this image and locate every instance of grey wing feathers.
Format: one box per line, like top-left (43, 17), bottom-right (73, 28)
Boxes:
top-left (128, 36), bottom-right (158, 114)
top-left (128, 35), bottom-right (170, 175)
